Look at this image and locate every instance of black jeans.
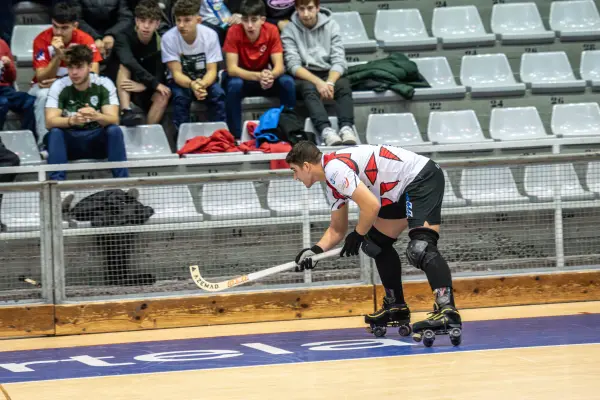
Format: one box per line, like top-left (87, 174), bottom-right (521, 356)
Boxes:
top-left (295, 70), bottom-right (354, 134)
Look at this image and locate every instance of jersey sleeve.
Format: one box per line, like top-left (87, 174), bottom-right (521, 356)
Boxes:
top-left (222, 26), bottom-right (240, 54)
top-left (205, 28), bottom-right (223, 64)
top-left (45, 78), bottom-right (64, 109)
top-left (324, 159), bottom-right (360, 210)
top-left (77, 30), bottom-right (103, 63)
top-left (99, 76), bottom-right (119, 107)
top-left (32, 35), bottom-right (50, 70)
top-left (270, 25), bottom-right (283, 53)
top-left (160, 31), bottom-right (180, 64)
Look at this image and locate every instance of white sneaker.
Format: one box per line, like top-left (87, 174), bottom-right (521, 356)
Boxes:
top-left (339, 125), bottom-right (358, 145)
top-left (322, 127), bottom-right (342, 146)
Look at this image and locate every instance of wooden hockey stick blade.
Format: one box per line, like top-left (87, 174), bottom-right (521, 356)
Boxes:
top-left (189, 248), bottom-right (342, 292)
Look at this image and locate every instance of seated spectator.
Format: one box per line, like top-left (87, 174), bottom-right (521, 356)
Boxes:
top-left (45, 45), bottom-right (128, 181)
top-left (114, 0), bottom-right (171, 126)
top-left (0, 38), bottom-right (36, 138)
top-left (200, 0), bottom-right (242, 46)
top-left (222, 0), bottom-right (295, 139)
top-left (127, 0), bottom-right (175, 36)
top-left (74, 0), bottom-right (134, 58)
top-left (30, 1), bottom-right (102, 147)
top-left (162, 0), bottom-right (226, 132)
top-left (264, 0), bottom-right (294, 31)
top-left (0, 137), bottom-right (20, 233)
top-left (281, 0), bottom-right (356, 146)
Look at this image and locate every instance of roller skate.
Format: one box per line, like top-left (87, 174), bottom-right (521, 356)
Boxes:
top-left (365, 295), bottom-right (411, 338)
top-left (412, 303), bottom-right (462, 348)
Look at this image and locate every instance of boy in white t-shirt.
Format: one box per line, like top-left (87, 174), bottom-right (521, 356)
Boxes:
top-left (161, 0), bottom-right (226, 132)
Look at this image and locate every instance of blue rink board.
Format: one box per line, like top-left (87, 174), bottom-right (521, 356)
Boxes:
top-left (0, 314), bottom-right (599, 384)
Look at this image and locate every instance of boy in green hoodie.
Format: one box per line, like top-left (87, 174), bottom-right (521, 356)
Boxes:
top-left (281, 0), bottom-right (357, 147)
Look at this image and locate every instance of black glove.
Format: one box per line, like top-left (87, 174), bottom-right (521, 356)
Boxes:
top-left (295, 245), bottom-right (324, 272)
top-left (340, 230), bottom-right (365, 257)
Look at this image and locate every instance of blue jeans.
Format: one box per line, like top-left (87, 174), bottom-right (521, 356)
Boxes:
top-left (168, 80), bottom-right (226, 132)
top-left (0, 86), bottom-right (36, 139)
top-left (45, 125), bottom-right (129, 181)
top-left (222, 73), bottom-right (297, 139)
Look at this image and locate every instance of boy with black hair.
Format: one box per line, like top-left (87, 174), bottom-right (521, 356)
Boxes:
top-left (114, 0), bottom-right (171, 126)
top-left (222, 0), bottom-right (295, 139)
top-left (161, 0), bottom-right (226, 132)
top-left (31, 1), bottom-right (102, 145)
top-left (45, 45), bottom-right (128, 181)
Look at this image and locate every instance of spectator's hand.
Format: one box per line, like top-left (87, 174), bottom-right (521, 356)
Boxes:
top-left (156, 83), bottom-right (171, 98)
top-left (120, 79), bottom-right (147, 93)
top-left (38, 78), bottom-right (57, 89)
top-left (70, 113), bottom-right (87, 127)
top-left (277, 19), bottom-right (289, 31)
top-left (78, 104), bottom-right (100, 122)
top-left (260, 70), bottom-right (274, 90)
top-left (1, 56), bottom-right (10, 65)
top-left (95, 39), bottom-right (105, 56)
top-left (51, 36), bottom-right (65, 58)
top-left (194, 88), bottom-right (207, 100)
top-left (316, 80), bottom-right (333, 100)
top-left (102, 35), bottom-right (115, 51)
top-left (228, 13), bottom-right (242, 25)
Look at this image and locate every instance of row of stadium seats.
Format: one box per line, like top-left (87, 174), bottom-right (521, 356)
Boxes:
top-left (4, 159), bottom-right (600, 232)
top-left (3, 102), bottom-right (599, 166)
top-left (11, 1), bottom-right (600, 65)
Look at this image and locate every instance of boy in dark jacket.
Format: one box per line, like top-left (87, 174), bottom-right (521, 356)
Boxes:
top-left (114, 0), bottom-right (171, 126)
top-left (0, 39), bottom-right (36, 137)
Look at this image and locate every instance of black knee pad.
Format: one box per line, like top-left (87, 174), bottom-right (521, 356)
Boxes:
top-left (405, 227), bottom-right (440, 271)
top-left (361, 227), bottom-right (397, 258)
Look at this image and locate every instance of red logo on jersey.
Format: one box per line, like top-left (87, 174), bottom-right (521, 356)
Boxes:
top-left (380, 181), bottom-right (399, 196)
top-left (379, 146), bottom-right (402, 162)
top-left (323, 152), bottom-right (358, 173)
top-left (381, 198), bottom-right (393, 207)
top-left (364, 153), bottom-right (378, 185)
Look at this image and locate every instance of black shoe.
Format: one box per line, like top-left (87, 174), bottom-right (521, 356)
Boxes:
top-left (120, 109), bottom-right (143, 127)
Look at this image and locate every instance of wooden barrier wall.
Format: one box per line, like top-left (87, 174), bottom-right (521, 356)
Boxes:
top-left (1, 270), bottom-right (599, 338)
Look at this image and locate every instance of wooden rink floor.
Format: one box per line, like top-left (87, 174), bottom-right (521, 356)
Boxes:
top-left (0, 302), bottom-right (599, 400)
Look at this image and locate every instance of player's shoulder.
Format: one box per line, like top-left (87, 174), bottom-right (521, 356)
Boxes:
top-left (90, 74), bottom-right (116, 89)
top-left (72, 28), bottom-right (95, 44)
top-left (197, 23), bottom-right (219, 42)
top-left (34, 27), bottom-right (53, 45)
top-left (161, 26), bottom-right (179, 44)
top-left (49, 75), bottom-right (74, 95)
top-left (263, 22), bottom-right (280, 36)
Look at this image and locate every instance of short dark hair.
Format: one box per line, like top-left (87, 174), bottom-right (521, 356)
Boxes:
top-left (286, 141), bottom-right (322, 166)
top-left (135, 0), bottom-right (162, 20)
top-left (51, 1), bottom-right (80, 24)
top-left (173, 0), bottom-right (200, 18)
top-left (240, 0), bottom-right (266, 17)
top-left (65, 45), bottom-right (93, 67)
top-left (295, 0), bottom-right (319, 8)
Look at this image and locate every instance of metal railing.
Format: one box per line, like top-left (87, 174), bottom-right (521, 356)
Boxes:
top-left (2, 151), bottom-right (600, 304)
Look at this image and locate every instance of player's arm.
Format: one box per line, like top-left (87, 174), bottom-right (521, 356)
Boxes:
top-left (94, 104), bottom-right (119, 126)
top-left (198, 62), bottom-right (218, 87)
top-left (316, 206), bottom-right (349, 251)
top-left (351, 183), bottom-right (381, 235)
top-left (35, 56), bottom-right (61, 82)
top-left (90, 62), bottom-right (99, 75)
top-left (45, 108), bottom-right (70, 129)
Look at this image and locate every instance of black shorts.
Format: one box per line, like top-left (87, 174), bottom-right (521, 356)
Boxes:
top-left (378, 160), bottom-right (444, 228)
top-left (131, 88), bottom-right (155, 113)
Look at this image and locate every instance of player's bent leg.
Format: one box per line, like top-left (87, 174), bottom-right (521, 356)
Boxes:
top-left (363, 221), bottom-right (411, 337)
top-left (406, 225), bottom-right (462, 346)
top-left (147, 91), bottom-right (170, 125)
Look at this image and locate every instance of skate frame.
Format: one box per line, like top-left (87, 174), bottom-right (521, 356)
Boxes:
top-left (189, 248), bottom-right (342, 292)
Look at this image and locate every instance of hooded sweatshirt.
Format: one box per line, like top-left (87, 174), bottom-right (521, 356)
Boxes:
top-left (280, 7), bottom-right (347, 77)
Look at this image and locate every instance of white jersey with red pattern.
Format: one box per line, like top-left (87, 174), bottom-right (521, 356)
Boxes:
top-left (322, 144), bottom-right (429, 211)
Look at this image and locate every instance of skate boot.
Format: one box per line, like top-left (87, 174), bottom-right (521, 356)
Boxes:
top-left (412, 288), bottom-right (462, 347)
top-left (365, 295), bottom-right (411, 338)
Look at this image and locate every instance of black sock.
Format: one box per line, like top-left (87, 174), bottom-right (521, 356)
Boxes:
top-left (375, 246), bottom-right (406, 304)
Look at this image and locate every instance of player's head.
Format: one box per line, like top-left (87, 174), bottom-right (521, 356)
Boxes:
top-left (295, 0), bottom-right (319, 29)
top-left (51, 1), bottom-right (80, 42)
top-left (174, 0), bottom-right (201, 38)
top-left (65, 45), bottom-right (93, 85)
top-left (239, 0), bottom-right (266, 39)
top-left (286, 140), bottom-right (323, 188)
top-left (135, 0), bottom-right (162, 41)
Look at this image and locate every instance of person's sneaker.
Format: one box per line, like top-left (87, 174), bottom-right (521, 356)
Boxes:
top-left (120, 109), bottom-right (143, 127)
top-left (126, 188), bottom-right (139, 200)
top-left (322, 127), bottom-right (342, 146)
top-left (61, 192), bottom-right (74, 221)
top-left (339, 125), bottom-right (358, 145)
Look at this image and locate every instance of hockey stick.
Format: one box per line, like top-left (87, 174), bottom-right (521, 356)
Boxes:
top-left (189, 248), bottom-right (342, 292)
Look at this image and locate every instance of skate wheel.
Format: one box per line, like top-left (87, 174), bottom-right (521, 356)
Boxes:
top-left (372, 326), bottom-right (387, 337)
top-left (423, 330), bottom-right (435, 348)
top-left (450, 328), bottom-right (462, 346)
top-left (398, 324), bottom-right (412, 337)
top-left (412, 332), bottom-right (422, 343)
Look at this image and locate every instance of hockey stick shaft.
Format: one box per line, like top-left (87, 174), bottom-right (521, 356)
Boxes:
top-left (189, 248), bottom-right (342, 292)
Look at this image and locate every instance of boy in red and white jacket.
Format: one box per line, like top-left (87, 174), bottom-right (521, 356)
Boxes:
top-left (0, 39), bottom-right (36, 139)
